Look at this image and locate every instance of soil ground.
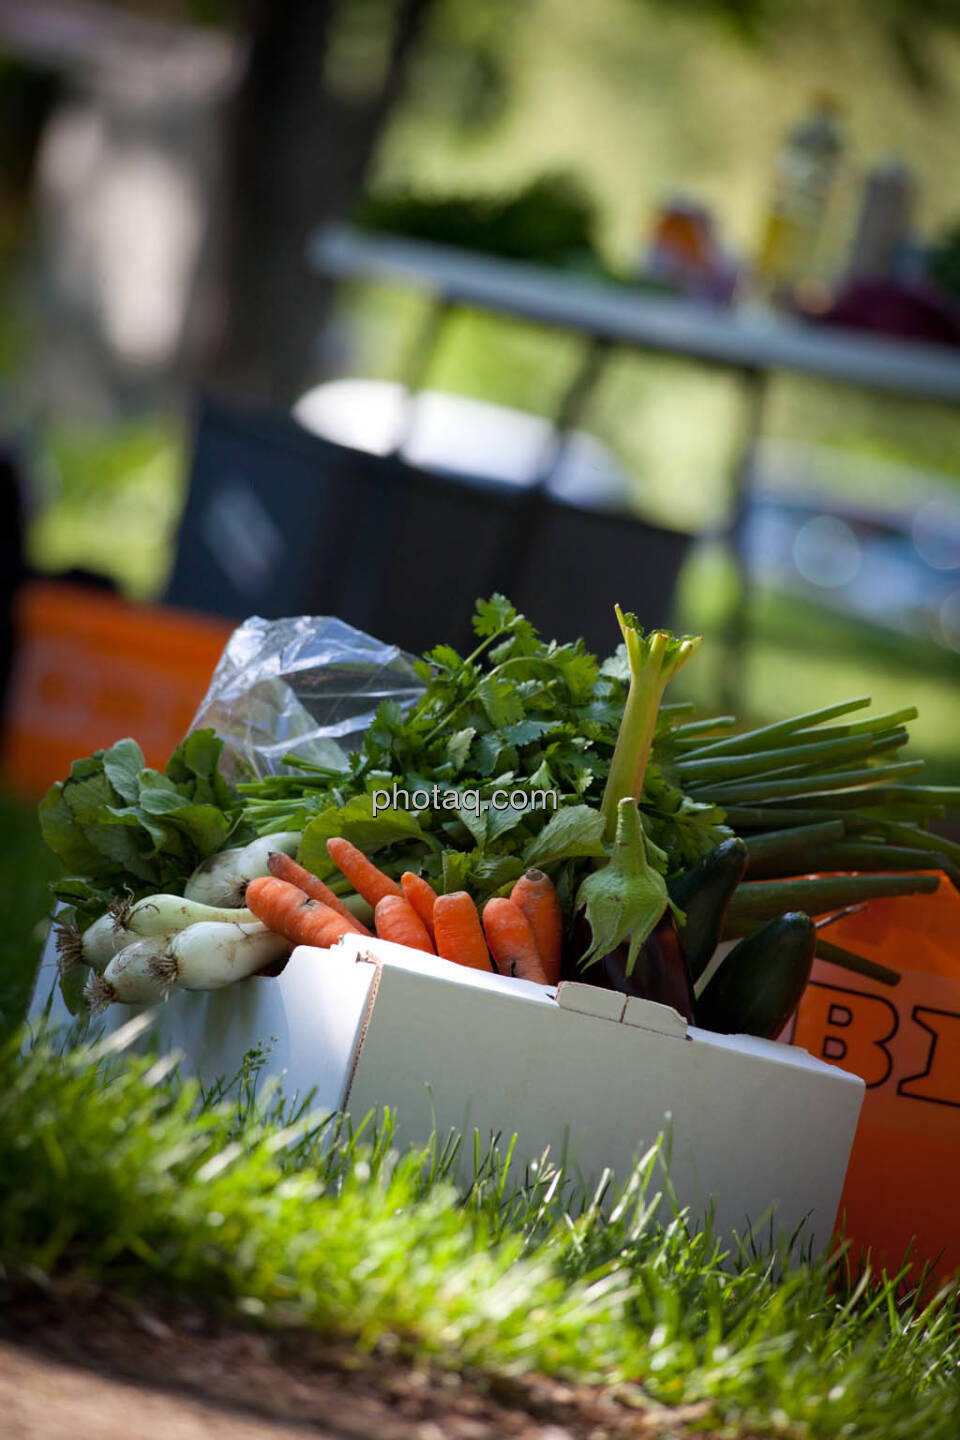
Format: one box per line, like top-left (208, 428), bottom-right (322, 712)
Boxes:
top-left (0, 1287), bottom-right (726, 1440)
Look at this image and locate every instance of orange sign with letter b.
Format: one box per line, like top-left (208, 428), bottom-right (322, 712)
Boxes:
top-left (788, 876), bottom-right (960, 1280)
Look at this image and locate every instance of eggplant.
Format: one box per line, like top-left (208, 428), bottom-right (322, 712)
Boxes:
top-left (694, 911), bottom-right (816, 1039)
top-left (667, 838), bottom-right (748, 982)
top-left (568, 912), bottom-right (695, 1022)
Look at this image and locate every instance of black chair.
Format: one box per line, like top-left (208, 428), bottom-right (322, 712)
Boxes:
top-left (165, 393), bottom-right (693, 656)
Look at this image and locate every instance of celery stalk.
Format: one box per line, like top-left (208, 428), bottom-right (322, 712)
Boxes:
top-left (601, 608), bottom-right (701, 840)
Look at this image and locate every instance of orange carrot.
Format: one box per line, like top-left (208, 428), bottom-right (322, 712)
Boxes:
top-left (326, 837), bottom-right (402, 908)
top-left (510, 868), bottom-right (563, 984)
top-left (374, 895), bottom-right (436, 954)
top-left (267, 851), bottom-right (372, 935)
top-left (400, 871), bottom-right (438, 942)
top-left (433, 891), bottom-right (493, 972)
top-left (482, 897), bottom-right (549, 984)
top-left (246, 876), bottom-right (360, 949)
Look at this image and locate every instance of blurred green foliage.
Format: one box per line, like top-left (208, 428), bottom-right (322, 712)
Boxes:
top-left (0, 793), bottom-right (59, 1043)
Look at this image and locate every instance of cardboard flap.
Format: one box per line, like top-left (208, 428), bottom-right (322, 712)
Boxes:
top-left (621, 996), bottom-right (689, 1038)
top-left (556, 982), bottom-right (625, 1022)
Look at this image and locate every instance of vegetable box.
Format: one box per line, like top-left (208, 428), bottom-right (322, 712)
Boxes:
top-left (30, 928), bottom-right (864, 1255)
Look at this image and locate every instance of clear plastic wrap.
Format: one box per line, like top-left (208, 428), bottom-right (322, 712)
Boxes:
top-left (189, 614), bottom-right (424, 782)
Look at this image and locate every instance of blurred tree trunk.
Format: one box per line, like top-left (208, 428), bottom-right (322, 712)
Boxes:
top-left (218, 0), bottom-right (433, 404)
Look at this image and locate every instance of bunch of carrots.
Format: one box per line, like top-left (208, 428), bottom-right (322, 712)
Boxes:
top-left (245, 839), bottom-right (563, 986)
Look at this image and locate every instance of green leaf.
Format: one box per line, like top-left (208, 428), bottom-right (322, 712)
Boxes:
top-left (62, 771), bottom-right (120, 828)
top-left (103, 738), bottom-right (145, 803)
top-left (522, 805), bottom-right (607, 868)
top-left (456, 799), bottom-right (488, 848)
top-left (299, 796), bottom-right (427, 878)
top-left (472, 594), bottom-right (518, 638)
top-left (500, 718), bottom-right (562, 747)
top-left (170, 728), bottom-right (223, 784)
top-left (474, 732), bottom-right (516, 778)
top-left (486, 799), bottom-right (530, 844)
top-left (98, 802), bottom-right (162, 846)
top-left (549, 644), bottom-right (598, 701)
top-left (599, 644), bottom-right (630, 682)
top-left (471, 854), bottom-right (525, 896)
top-left (446, 727), bottom-right (476, 772)
top-left (167, 804), bottom-right (232, 856)
top-left (59, 964), bottom-right (89, 1017)
top-left (38, 784), bottom-right (112, 877)
top-left (136, 770), bottom-right (193, 816)
top-left (68, 752), bottom-right (107, 782)
top-left (576, 798), bottom-right (670, 974)
top-left (441, 848), bottom-right (472, 893)
top-left (424, 643), bottom-right (464, 675)
top-left (476, 675), bottom-right (525, 728)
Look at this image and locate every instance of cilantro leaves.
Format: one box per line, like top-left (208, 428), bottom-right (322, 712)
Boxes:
top-left (240, 596), bottom-right (729, 918)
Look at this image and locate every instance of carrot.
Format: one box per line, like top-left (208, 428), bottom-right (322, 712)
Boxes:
top-left (268, 851), bottom-right (372, 935)
top-left (374, 895), bottom-right (436, 954)
top-left (433, 891), bottom-right (493, 972)
top-left (510, 868), bottom-right (563, 984)
top-left (482, 897), bottom-right (549, 984)
top-left (400, 871), bottom-right (438, 942)
top-left (246, 876), bottom-right (360, 949)
top-left (326, 837), bottom-right (402, 908)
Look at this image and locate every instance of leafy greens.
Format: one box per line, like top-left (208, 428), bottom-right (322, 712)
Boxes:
top-left (241, 596), bottom-right (727, 969)
top-left (39, 730), bottom-right (246, 928)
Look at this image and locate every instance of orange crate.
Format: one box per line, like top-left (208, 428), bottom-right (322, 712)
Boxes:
top-left (1, 580), bottom-right (234, 799)
top-left (788, 876), bottom-right (960, 1280)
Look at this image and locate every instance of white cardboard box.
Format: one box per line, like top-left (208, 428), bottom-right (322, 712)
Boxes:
top-left (28, 931), bottom-right (864, 1253)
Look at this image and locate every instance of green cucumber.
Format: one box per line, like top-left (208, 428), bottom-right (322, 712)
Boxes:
top-left (667, 837), bottom-right (749, 983)
top-left (717, 916), bottom-right (900, 986)
top-left (695, 912), bottom-right (816, 1039)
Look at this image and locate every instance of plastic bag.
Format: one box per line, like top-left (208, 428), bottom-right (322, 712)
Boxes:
top-left (189, 614), bottom-right (424, 782)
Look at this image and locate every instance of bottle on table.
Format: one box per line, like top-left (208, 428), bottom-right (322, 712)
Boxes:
top-left (752, 95), bottom-right (846, 312)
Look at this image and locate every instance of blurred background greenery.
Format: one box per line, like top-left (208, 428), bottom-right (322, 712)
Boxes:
top-left (2, 0), bottom-right (960, 1010)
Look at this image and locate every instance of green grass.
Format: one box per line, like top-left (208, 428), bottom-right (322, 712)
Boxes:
top-left (3, 1023), bottom-right (960, 1438)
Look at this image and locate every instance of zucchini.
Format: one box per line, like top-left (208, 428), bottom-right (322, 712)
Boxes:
top-left (695, 912), bottom-right (815, 1038)
top-left (668, 837), bottom-right (748, 982)
top-left (718, 917), bottom-right (900, 987)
